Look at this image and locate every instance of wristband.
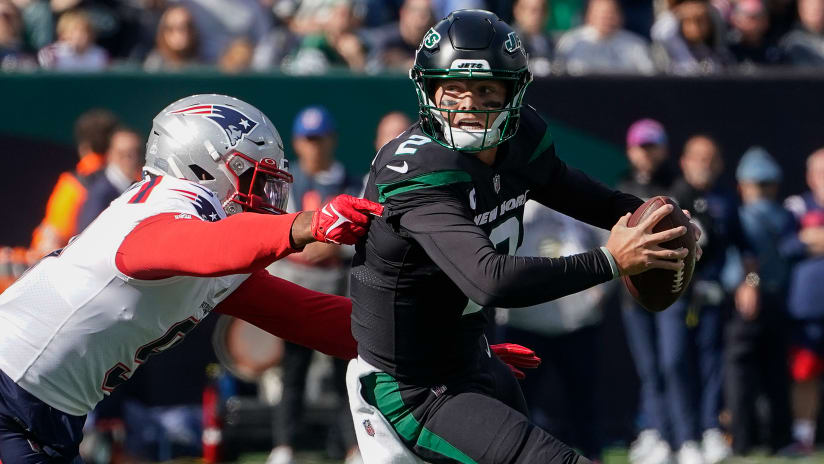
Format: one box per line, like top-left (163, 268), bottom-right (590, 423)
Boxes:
top-left (600, 247), bottom-right (620, 280)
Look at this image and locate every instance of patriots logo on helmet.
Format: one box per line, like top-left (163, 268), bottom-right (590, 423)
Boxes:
top-left (170, 104), bottom-right (259, 147)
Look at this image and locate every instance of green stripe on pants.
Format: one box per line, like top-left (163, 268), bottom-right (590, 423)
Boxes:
top-left (360, 372), bottom-right (478, 463)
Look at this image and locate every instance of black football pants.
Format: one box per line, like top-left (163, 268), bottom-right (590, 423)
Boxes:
top-left (359, 350), bottom-right (589, 464)
top-left (724, 291), bottom-right (792, 454)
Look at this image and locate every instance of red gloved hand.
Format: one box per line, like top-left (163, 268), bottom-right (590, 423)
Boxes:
top-left (311, 195), bottom-right (383, 245)
top-left (491, 343), bottom-right (542, 380)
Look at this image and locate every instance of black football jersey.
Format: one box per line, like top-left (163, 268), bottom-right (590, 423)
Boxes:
top-left (351, 106), bottom-right (640, 384)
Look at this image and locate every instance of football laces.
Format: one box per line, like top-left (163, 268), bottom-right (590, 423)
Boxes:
top-left (671, 259), bottom-right (685, 293)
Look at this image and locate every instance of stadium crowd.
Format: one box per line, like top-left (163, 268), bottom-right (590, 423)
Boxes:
top-left (0, 0), bottom-right (824, 74)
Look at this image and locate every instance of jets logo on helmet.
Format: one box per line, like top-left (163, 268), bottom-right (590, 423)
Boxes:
top-left (422, 28), bottom-right (441, 49)
top-left (170, 104), bottom-right (259, 147)
top-left (504, 32), bottom-right (522, 53)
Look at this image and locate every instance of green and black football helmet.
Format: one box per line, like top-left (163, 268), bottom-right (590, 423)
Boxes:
top-left (410, 9), bottom-right (533, 152)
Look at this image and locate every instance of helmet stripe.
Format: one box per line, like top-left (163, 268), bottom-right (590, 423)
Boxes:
top-left (171, 105), bottom-right (213, 114)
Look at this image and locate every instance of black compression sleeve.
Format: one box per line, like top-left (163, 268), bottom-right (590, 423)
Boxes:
top-left (398, 200), bottom-right (614, 308)
top-left (531, 159), bottom-right (643, 230)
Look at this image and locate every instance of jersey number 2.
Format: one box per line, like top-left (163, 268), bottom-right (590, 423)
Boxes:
top-left (101, 316), bottom-right (199, 392)
top-left (394, 135), bottom-right (431, 155)
top-left (462, 217), bottom-right (521, 316)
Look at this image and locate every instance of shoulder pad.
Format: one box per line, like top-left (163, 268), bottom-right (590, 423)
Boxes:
top-left (510, 105), bottom-right (553, 165)
top-left (373, 126), bottom-right (472, 203)
top-left (126, 176), bottom-right (227, 222)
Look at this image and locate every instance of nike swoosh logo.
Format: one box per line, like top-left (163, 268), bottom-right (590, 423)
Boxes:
top-left (323, 203), bottom-right (351, 232)
top-left (386, 161), bottom-right (409, 174)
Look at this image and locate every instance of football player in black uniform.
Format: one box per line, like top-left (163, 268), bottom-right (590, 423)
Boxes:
top-left (348, 10), bottom-right (694, 464)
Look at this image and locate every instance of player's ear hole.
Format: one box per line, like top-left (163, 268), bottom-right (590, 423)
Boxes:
top-left (189, 164), bottom-right (215, 180)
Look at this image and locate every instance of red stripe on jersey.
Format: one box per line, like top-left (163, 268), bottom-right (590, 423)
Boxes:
top-left (170, 189), bottom-right (198, 200)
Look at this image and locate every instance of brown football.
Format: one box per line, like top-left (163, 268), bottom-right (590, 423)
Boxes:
top-left (622, 196), bottom-right (696, 312)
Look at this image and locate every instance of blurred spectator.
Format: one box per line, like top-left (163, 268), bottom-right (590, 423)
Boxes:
top-left (250, 3), bottom-right (301, 70)
top-left (366, 0), bottom-right (434, 73)
top-left (175, 0), bottom-right (271, 63)
top-left (374, 111), bottom-right (411, 150)
top-left (779, 0), bottom-right (824, 66)
top-left (219, 37), bottom-right (254, 73)
top-left (621, 119), bottom-right (677, 196)
top-left (430, 0), bottom-right (485, 20)
top-left (555, 0), bottom-right (655, 75)
top-left (619, 119), bottom-right (676, 464)
top-left (30, 108), bottom-right (118, 256)
top-left (37, 9), bottom-right (108, 70)
top-left (728, 0), bottom-right (783, 67)
top-left (361, 0), bottom-right (403, 27)
top-left (289, 0), bottom-right (344, 36)
top-left (725, 146), bottom-right (793, 455)
top-left (285, 0), bottom-right (366, 73)
top-left (144, 5), bottom-right (200, 71)
top-left (652, 0), bottom-right (732, 74)
top-left (501, 204), bottom-right (612, 460)
top-left (11, 0), bottom-right (53, 51)
top-left (667, 135), bottom-right (751, 464)
top-left (121, 0), bottom-right (169, 62)
top-left (783, 148), bottom-right (824, 452)
top-left (362, 110), bottom-right (412, 195)
top-left (622, 0), bottom-right (657, 39)
top-left (49, 0), bottom-right (135, 59)
top-left (76, 127), bottom-right (143, 232)
top-left (0, 0), bottom-right (36, 69)
top-left (266, 106), bottom-right (361, 464)
top-left (512, 0), bottom-right (553, 76)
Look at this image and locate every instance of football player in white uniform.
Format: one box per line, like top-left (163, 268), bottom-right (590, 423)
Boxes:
top-left (0, 94), bottom-right (382, 463)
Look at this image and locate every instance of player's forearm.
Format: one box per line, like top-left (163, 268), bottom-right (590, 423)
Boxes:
top-left (215, 270), bottom-right (357, 359)
top-left (401, 205), bottom-right (614, 308)
top-left (416, 230), bottom-right (613, 307)
top-left (116, 212), bottom-right (302, 279)
top-left (290, 211), bottom-right (315, 249)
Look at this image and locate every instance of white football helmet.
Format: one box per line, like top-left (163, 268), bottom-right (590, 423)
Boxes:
top-left (144, 94), bottom-right (292, 215)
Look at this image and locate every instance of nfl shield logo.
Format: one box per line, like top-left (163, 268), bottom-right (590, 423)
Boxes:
top-left (362, 419), bottom-right (376, 437)
top-left (493, 174), bottom-right (501, 194)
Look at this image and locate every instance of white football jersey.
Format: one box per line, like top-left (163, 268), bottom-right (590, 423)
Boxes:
top-left (0, 176), bottom-right (249, 416)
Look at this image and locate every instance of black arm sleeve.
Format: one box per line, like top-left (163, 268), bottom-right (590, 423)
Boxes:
top-left (398, 199), bottom-right (615, 308)
top-left (531, 154), bottom-right (644, 230)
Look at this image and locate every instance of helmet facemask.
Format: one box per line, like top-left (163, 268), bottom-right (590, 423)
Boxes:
top-left (412, 65), bottom-right (532, 152)
top-left (225, 152), bottom-right (292, 215)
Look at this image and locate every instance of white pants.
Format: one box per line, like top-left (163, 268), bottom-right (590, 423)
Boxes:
top-left (346, 357), bottom-right (425, 464)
